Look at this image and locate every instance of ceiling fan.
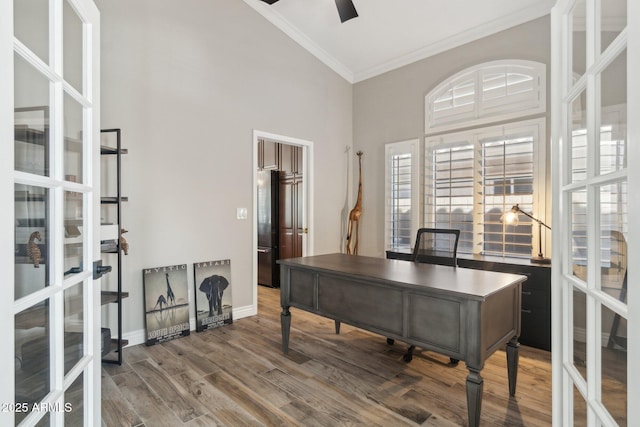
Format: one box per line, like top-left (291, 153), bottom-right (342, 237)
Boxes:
top-left (260, 0), bottom-right (359, 23)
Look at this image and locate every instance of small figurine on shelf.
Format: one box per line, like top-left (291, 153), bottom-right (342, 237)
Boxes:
top-left (120, 228), bottom-right (129, 255)
top-left (27, 231), bottom-right (42, 268)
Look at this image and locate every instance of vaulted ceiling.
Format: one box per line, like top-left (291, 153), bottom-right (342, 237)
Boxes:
top-left (243, 0), bottom-right (555, 83)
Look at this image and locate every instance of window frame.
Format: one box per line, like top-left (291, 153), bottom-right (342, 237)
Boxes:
top-left (384, 139), bottom-right (420, 251)
top-left (425, 118), bottom-right (547, 258)
top-left (425, 60), bottom-right (546, 135)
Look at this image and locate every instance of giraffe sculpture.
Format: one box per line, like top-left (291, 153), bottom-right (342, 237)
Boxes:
top-left (346, 151), bottom-right (364, 255)
top-left (27, 231), bottom-right (42, 268)
top-left (120, 228), bottom-right (129, 255)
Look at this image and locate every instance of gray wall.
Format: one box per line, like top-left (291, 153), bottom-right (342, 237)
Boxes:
top-left (352, 16), bottom-right (551, 257)
top-left (97, 0), bottom-right (352, 339)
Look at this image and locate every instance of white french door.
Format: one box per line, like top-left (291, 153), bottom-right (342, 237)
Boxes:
top-left (552, 0), bottom-right (637, 425)
top-left (1, 0), bottom-right (101, 425)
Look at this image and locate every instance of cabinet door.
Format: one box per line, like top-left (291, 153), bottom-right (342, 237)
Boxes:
top-left (279, 176), bottom-right (303, 259)
top-left (262, 140), bottom-right (279, 170)
top-left (280, 144), bottom-right (302, 176)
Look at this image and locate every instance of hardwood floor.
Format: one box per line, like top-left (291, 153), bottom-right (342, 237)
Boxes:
top-left (102, 286), bottom-right (552, 426)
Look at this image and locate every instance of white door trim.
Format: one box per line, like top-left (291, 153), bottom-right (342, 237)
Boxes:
top-left (252, 130), bottom-right (314, 314)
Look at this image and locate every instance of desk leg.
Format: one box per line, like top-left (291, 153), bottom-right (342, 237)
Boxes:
top-left (506, 337), bottom-right (519, 396)
top-left (466, 369), bottom-right (483, 427)
top-left (335, 320), bottom-right (341, 334)
top-left (281, 306), bottom-right (291, 354)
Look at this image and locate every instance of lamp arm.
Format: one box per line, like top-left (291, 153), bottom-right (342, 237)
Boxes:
top-left (515, 206), bottom-right (551, 230)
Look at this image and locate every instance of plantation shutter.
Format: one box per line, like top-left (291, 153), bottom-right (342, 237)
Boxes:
top-left (385, 140), bottom-right (419, 251)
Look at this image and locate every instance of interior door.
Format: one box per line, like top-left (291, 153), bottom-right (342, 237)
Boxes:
top-left (2, 0), bottom-right (101, 425)
top-left (551, 0), bottom-right (636, 425)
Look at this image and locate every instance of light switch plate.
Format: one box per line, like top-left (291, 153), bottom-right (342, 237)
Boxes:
top-left (237, 207), bottom-right (248, 220)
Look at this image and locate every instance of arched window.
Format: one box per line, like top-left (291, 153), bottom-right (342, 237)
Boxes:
top-left (425, 60), bottom-right (546, 133)
top-left (423, 60), bottom-right (547, 258)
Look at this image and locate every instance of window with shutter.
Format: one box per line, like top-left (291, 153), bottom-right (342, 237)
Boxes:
top-left (385, 140), bottom-right (419, 251)
top-left (425, 60), bottom-right (545, 134)
top-left (425, 119), bottom-right (545, 258)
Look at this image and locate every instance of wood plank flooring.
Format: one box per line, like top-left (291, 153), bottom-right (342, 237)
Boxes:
top-left (102, 286), bottom-right (552, 426)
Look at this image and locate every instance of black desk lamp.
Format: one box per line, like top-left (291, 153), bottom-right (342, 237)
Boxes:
top-left (502, 204), bottom-right (551, 264)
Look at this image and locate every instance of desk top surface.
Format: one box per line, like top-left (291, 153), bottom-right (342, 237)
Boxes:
top-left (279, 253), bottom-right (526, 300)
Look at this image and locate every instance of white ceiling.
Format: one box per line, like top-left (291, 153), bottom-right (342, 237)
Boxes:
top-left (243, 0), bottom-right (555, 83)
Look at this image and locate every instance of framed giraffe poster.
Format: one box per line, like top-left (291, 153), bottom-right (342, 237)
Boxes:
top-left (142, 264), bottom-right (191, 345)
top-left (193, 259), bottom-right (233, 332)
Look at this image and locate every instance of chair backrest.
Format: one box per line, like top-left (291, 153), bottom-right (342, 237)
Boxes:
top-left (411, 228), bottom-right (460, 267)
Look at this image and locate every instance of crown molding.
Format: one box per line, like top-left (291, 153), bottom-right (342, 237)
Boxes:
top-left (243, 0), bottom-right (355, 83)
top-left (353, 2), bottom-right (554, 82)
top-left (244, 0), bottom-right (553, 85)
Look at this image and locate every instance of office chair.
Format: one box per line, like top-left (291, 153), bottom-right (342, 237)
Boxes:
top-left (392, 227), bottom-right (461, 362)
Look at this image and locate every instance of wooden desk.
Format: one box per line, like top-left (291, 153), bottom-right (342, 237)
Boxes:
top-left (278, 253), bottom-right (526, 427)
top-left (387, 250), bottom-right (552, 351)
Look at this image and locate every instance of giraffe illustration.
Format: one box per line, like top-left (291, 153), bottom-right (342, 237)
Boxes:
top-left (346, 151), bottom-right (363, 255)
top-left (27, 231), bottom-right (42, 268)
top-left (165, 273), bottom-right (176, 306)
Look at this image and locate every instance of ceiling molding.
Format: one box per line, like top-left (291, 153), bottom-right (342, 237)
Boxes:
top-left (244, 0), bottom-right (553, 85)
top-left (353, 2), bottom-right (553, 82)
top-left (243, 0), bottom-right (355, 83)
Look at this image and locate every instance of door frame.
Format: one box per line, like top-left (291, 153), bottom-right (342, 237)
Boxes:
top-left (0, 0), bottom-right (15, 419)
top-left (252, 130), bottom-right (314, 313)
top-left (2, 0), bottom-right (101, 424)
top-left (551, 0), bottom-right (637, 424)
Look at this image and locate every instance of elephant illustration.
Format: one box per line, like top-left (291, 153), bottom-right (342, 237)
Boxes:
top-left (199, 275), bottom-right (229, 316)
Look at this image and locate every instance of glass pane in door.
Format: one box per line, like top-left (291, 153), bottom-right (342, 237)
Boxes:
top-left (14, 300), bottom-right (50, 425)
top-left (64, 191), bottom-right (84, 274)
top-left (601, 0), bottom-right (626, 53)
top-left (573, 384), bottom-right (587, 426)
top-left (64, 93), bottom-right (84, 184)
top-left (64, 282), bottom-right (84, 374)
top-left (63, 0), bottom-right (84, 93)
top-left (599, 182), bottom-right (627, 297)
top-left (572, 189), bottom-right (588, 281)
top-left (13, 0), bottom-right (49, 64)
top-left (15, 184), bottom-right (49, 299)
top-left (573, 287), bottom-right (587, 380)
top-left (600, 50), bottom-right (627, 176)
top-left (571, 0), bottom-right (587, 77)
top-left (65, 373), bottom-right (84, 425)
top-left (14, 53), bottom-right (50, 177)
top-left (601, 304), bottom-right (627, 424)
top-left (570, 90), bottom-right (587, 183)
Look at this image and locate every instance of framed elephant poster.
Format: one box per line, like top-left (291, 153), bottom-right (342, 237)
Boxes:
top-left (193, 259), bottom-right (233, 332)
top-left (142, 264), bottom-right (190, 345)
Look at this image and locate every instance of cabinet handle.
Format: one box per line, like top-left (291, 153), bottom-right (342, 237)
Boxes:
top-left (517, 272), bottom-right (532, 277)
top-left (257, 248), bottom-right (270, 253)
top-left (522, 290), bottom-right (532, 296)
top-left (521, 309), bottom-right (532, 314)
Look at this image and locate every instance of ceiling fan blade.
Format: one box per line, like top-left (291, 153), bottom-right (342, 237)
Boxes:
top-left (335, 0), bottom-right (358, 23)
top-left (260, 0), bottom-right (280, 4)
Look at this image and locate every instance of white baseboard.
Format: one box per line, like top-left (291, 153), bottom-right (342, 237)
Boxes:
top-left (122, 303), bottom-right (257, 348)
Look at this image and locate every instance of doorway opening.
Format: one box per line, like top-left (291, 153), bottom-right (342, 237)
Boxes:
top-left (252, 131), bottom-right (313, 312)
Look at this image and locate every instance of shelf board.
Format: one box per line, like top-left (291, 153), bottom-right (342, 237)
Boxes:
top-left (15, 125), bottom-right (47, 146)
top-left (101, 291), bottom-right (129, 305)
top-left (102, 338), bottom-right (129, 363)
top-left (101, 196), bottom-right (128, 204)
top-left (100, 145), bottom-right (128, 155)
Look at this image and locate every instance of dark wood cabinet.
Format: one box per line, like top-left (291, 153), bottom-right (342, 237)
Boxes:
top-left (279, 175), bottom-right (303, 260)
top-left (280, 143), bottom-right (303, 176)
top-left (258, 139), bottom-right (279, 170)
top-left (386, 251), bottom-right (551, 351)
